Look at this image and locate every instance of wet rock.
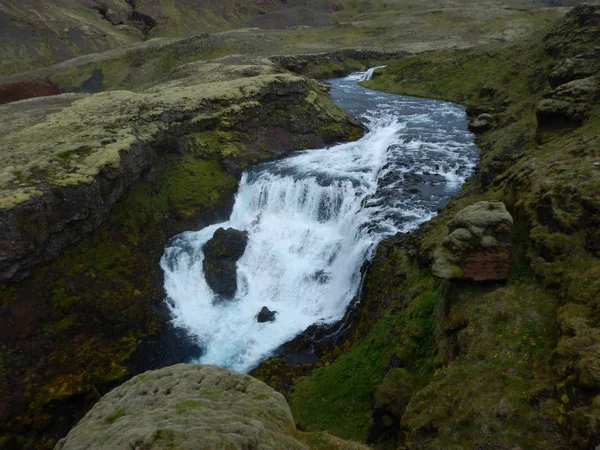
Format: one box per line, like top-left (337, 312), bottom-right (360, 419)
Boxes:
top-left (257, 306), bottom-right (277, 323)
top-left (432, 201), bottom-right (513, 281)
top-left (203, 227), bottom-right (248, 298)
top-left (468, 113), bottom-right (496, 133)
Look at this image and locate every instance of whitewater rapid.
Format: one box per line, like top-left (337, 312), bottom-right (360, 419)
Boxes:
top-left (160, 70), bottom-right (479, 373)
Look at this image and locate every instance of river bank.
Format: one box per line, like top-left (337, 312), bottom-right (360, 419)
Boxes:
top-left (253, 5), bottom-right (599, 449)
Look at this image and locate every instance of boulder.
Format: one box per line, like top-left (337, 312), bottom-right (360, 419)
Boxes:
top-left (535, 98), bottom-right (586, 129)
top-left (56, 364), bottom-right (368, 450)
top-left (257, 306), bottom-right (277, 323)
top-left (203, 227), bottom-right (248, 298)
top-left (55, 364), bottom-right (304, 450)
top-left (468, 113), bottom-right (496, 133)
top-left (432, 201), bottom-right (513, 281)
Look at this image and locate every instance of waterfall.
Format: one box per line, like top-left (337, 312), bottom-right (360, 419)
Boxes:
top-left (359, 65), bottom-right (387, 81)
top-left (160, 70), bottom-right (479, 373)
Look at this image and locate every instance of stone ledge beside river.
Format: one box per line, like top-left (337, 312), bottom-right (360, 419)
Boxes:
top-left (0, 61), bottom-right (362, 282)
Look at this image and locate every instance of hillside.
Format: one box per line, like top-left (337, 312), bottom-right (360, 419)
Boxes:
top-left (0, 0), bottom-right (573, 77)
top-left (253, 4), bottom-right (600, 449)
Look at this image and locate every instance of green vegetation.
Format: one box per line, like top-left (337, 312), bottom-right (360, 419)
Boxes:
top-left (291, 244), bottom-right (440, 441)
top-left (279, 7), bottom-right (600, 449)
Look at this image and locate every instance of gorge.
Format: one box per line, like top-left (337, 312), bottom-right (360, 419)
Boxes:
top-left (0, 1), bottom-right (599, 449)
top-left (161, 71), bottom-right (480, 373)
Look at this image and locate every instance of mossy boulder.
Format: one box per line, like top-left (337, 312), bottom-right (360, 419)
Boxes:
top-left (203, 227), bottom-right (248, 298)
top-left (55, 364), bottom-right (366, 450)
top-left (55, 364), bottom-right (304, 450)
top-left (432, 202), bottom-right (513, 281)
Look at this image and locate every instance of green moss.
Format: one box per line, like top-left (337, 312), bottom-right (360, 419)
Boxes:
top-left (107, 407), bottom-right (126, 424)
top-left (166, 158), bottom-right (237, 217)
top-left (176, 400), bottom-right (203, 414)
top-left (292, 247), bottom-right (439, 441)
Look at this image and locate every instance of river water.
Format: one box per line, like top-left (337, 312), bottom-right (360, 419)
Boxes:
top-left (160, 70), bottom-right (479, 373)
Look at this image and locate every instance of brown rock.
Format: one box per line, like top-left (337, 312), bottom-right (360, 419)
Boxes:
top-left (432, 201), bottom-right (513, 281)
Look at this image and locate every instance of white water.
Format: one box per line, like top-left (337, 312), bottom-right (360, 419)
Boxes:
top-left (359, 65), bottom-right (387, 81)
top-left (161, 70), bottom-right (479, 373)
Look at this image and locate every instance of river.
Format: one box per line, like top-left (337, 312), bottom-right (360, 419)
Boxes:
top-left (160, 69), bottom-right (479, 373)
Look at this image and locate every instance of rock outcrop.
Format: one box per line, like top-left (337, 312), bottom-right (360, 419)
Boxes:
top-left (56, 364), bottom-right (367, 450)
top-left (203, 228), bottom-right (249, 298)
top-left (432, 202), bottom-right (513, 281)
top-left (0, 63), bottom-right (361, 281)
top-left (468, 113), bottom-right (496, 133)
top-left (257, 306), bottom-right (277, 323)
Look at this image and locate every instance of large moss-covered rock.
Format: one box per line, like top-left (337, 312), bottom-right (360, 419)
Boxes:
top-left (55, 364), bottom-right (367, 450)
top-left (432, 201), bottom-right (513, 281)
top-left (55, 364), bottom-right (304, 450)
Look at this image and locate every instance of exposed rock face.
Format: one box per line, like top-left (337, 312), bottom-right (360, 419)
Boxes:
top-left (0, 66), bottom-right (361, 282)
top-left (432, 202), bottom-right (513, 281)
top-left (257, 306), bottom-right (277, 323)
top-left (203, 228), bottom-right (249, 298)
top-left (55, 364), bottom-right (306, 450)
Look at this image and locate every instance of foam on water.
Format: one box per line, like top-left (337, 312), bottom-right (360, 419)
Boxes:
top-left (160, 70), bottom-right (479, 373)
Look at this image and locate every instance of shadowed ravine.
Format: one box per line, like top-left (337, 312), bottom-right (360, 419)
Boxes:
top-left (160, 70), bottom-right (480, 373)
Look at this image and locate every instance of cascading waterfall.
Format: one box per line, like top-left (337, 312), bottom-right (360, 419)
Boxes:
top-left (161, 70), bottom-right (480, 373)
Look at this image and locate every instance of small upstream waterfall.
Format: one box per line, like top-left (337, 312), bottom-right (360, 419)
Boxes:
top-left (359, 65), bottom-right (387, 81)
top-left (161, 70), bottom-right (479, 373)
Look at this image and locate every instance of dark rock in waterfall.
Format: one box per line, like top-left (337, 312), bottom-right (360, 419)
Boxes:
top-left (203, 227), bottom-right (248, 298)
top-left (257, 306), bottom-right (277, 323)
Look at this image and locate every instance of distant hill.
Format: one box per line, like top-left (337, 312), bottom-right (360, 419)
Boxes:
top-left (0, 0), bottom-right (589, 76)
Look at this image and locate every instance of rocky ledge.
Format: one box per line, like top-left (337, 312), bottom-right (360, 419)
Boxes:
top-left (0, 61), bottom-right (362, 282)
top-left (432, 201), bottom-right (513, 281)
